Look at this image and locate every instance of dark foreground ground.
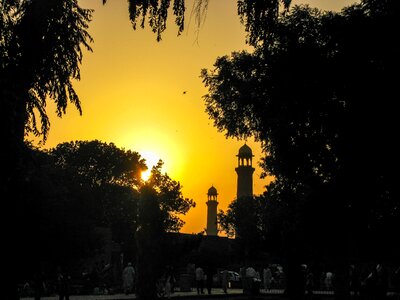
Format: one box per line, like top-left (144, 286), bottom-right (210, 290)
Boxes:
top-left (19, 289), bottom-right (324, 300)
top-left (19, 288), bottom-right (400, 300)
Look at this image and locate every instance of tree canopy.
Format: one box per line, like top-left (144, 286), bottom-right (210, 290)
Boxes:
top-left (51, 140), bottom-right (146, 188)
top-left (48, 140), bottom-right (194, 234)
top-left (147, 160), bottom-right (196, 232)
top-left (16, 140), bottom-right (195, 286)
top-left (207, 3), bottom-right (399, 295)
top-left (0, 0), bottom-right (93, 143)
top-left (102, 0), bottom-right (291, 44)
top-left (203, 0), bottom-right (399, 268)
top-left (49, 140), bottom-right (146, 250)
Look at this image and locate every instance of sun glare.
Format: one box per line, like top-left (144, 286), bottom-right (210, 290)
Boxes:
top-left (140, 150), bottom-right (161, 181)
top-left (141, 169), bottom-right (152, 181)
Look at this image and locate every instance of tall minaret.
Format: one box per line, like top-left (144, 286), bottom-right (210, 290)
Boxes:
top-left (206, 186), bottom-right (219, 236)
top-left (235, 144), bottom-right (255, 198)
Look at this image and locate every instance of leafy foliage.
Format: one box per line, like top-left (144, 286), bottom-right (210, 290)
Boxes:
top-left (148, 160), bottom-right (196, 232)
top-left (102, 0), bottom-right (185, 42)
top-left (17, 140), bottom-right (195, 284)
top-left (18, 145), bottom-right (103, 277)
top-left (103, 0), bottom-right (290, 45)
top-left (202, 1), bottom-right (400, 261)
top-left (135, 186), bottom-right (164, 300)
top-left (50, 140), bottom-right (145, 188)
top-left (238, 0), bottom-right (291, 46)
top-left (1, 0), bottom-right (93, 141)
top-left (218, 196), bottom-right (267, 261)
top-left (48, 140), bottom-right (194, 236)
top-left (49, 140), bottom-right (146, 252)
top-left (1, 0), bottom-right (290, 147)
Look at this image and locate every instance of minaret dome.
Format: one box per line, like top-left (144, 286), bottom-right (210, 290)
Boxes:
top-left (238, 144), bottom-right (253, 157)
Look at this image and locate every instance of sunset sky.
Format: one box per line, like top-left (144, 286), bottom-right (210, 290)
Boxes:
top-left (31, 0), bottom-right (357, 234)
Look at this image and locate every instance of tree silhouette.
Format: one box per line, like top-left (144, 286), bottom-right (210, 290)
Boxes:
top-left (51, 140), bottom-right (145, 188)
top-left (1, 0), bottom-right (92, 144)
top-left (135, 186), bottom-right (164, 300)
top-left (130, 161), bottom-right (195, 300)
top-left (202, 1), bottom-right (399, 297)
top-left (2, 2), bottom-right (93, 292)
top-left (147, 160), bottom-right (196, 232)
top-left (48, 141), bottom-right (194, 257)
top-left (103, 0), bottom-right (291, 43)
top-left (218, 195), bottom-right (268, 264)
top-left (49, 140), bottom-right (146, 255)
top-left (13, 141), bottom-right (195, 297)
top-left (17, 144), bottom-right (104, 285)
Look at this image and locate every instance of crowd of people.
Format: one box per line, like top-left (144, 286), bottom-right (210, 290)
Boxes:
top-left (299, 263), bottom-right (400, 298)
top-left (20, 261), bottom-right (400, 299)
top-left (21, 267), bottom-right (72, 300)
top-left (190, 262), bottom-right (400, 299)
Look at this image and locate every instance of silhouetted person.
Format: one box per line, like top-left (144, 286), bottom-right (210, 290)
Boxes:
top-left (32, 271), bottom-right (45, 300)
top-left (375, 264), bottom-right (388, 299)
top-left (221, 269), bottom-right (228, 294)
top-left (363, 264), bottom-right (378, 300)
top-left (263, 265), bottom-right (272, 291)
top-left (89, 263), bottom-right (100, 291)
top-left (205, 266), bottom-right (213, 295)
top-left (57, 268), bottom-right (70, 300)
top-left (325, 271), bottom-right (333, 291)
top-left (169, 266), bottom-right (176, 294)
top-left (349, 264), bottom-right (361, 298)
top-left (393, 266), bottom-right (400, 294)
top-left (240, 267), bottom-right (247, 294)
top-left (195, 266), bottom-right (204, 295)
top-left (306, 269), bottom-right (314, 295)
top-left (122, 262), bottom-right (135, 295)
top-left (164, 265), bottom-right (176, 299)
top-left (246, 266), bottom-right (256, 297)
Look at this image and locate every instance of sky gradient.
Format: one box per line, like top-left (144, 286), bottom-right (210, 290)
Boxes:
top-left (31, 0), bottom-right (357, 234)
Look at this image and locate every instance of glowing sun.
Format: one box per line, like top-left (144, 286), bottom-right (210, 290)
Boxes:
top-left (140, 150), bottom-right (161, 181)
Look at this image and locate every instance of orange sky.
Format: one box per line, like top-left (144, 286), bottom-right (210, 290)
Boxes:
top-left (30, 0), bottom-right (357, 234)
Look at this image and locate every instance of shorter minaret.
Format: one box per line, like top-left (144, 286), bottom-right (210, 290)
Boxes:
top-left (206, 186), bottom-right (219, 236)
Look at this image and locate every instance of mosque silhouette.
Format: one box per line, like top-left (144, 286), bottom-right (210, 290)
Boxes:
top-left (205, 144), bottom-right (255, 236)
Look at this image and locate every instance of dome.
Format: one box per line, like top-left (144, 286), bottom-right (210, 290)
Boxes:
top-left (208, 186), bottom-right (218, 196)
top-left (238, 144), bottom-right (253, 157)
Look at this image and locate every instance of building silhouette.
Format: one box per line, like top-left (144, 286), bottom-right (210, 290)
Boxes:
top-left (205, 144), bottom-right (255, 236)
top-left (206, 186), bottom-right (218, 236)
top-left (235, 144), bottom-right (254, 198)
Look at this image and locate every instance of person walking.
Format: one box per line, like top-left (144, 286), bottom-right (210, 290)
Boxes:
top-left (305, 269), bottom-right (314, 296)
top-left (263, 266), bottom-right (272, 291)
top-left (195, 266), bottom-right (204, 295)
top-left (165, 274), bottom-right (172, 299)
top-left (375, 264), bottom-right (388, 300)
top-left (122, 262), bottom-right (135, 295)
top-left (349, 264), bottom-right (361, 298)
top-left (32, 271), bottom-right (45, 300)
top-left (164, 266), bottom-right (176, 299)
top-left (205, 266), bottom-right (213, 295)
top-left (221, 269), bottom-right (229, 294)
top-left (246, 266), bottom-right (256, 296)
top-left (325, 271), bottom-right (333, 291)
top-left (56, 268), bottom-right (70, 300)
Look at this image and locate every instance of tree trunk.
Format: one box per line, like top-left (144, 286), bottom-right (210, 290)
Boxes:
top-left (1, 87), bottom-right (28, 300)
top-left (283, 253), bottom-right (305, 299)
